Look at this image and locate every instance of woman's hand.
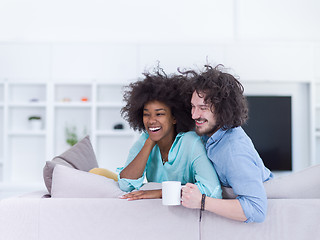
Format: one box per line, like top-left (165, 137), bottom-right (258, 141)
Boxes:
top-left (145, 136), bottom-right (156, 148)
top-left (181, 183), bottom-right (202, 209)
top-left (119, 136), bottom-right (156, 180)
top-left (120, 189), bottom-right (162, 201)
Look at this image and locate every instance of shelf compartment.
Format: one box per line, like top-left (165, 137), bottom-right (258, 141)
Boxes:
top-left (9, 136), bottom-right (46, 183)
top-left (8, 102), bottom-right (46, 107)
top-left (96, 102), bottom-right (123, 108)
top-left (8, 130), bottom-right (46, 136)
top-left (0, 162), bottom-right (3, 182)
top-left (54, 102), bottom-right (92, 108)
top-left (97, 106), bottom-right (129, 131)
top-left (9, 83), bottom-right (46, 103)
top-left (97, 84), bottom-right (124, 104)
top-left (316, 83), bottom-right (320, 105)
top-left (54, 108), bottom-right (91, 156)
top-left (0, 83), bottom-right (3, 102)
top-left (55, 84), bottom-right (92, 103)
top-left (316, 138), bottom-right (320, 164)
top-left (0, 108), bottom-right (3, 180)
top-left (95, 130), bottom-right (135, 137)
top-left (95, 135), bottom-right (135, 173)
top-left (9, 107), bottom-right (46, 132)
top-left (316, 108), bottom-right (320, 133)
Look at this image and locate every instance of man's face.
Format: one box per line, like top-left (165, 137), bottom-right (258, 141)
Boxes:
top-left (191, 91), bottom-right (218, 137)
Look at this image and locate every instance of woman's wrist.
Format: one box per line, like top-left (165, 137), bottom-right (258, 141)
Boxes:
top-left (145, 137), bottom-right (156, 149)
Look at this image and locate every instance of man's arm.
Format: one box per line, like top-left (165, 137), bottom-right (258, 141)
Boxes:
top-left (181, 183), bottom-right (247, 222)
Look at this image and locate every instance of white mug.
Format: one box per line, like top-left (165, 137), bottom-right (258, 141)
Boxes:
top-left (162, 181), bottom-right (181, 206)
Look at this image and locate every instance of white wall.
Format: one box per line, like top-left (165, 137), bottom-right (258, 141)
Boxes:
top-left (0, 0), bottom-right (319, 76)
top-left (0, 0), bottom-right (320, 171)
top-left (1, 0), bottom-right (319, 43)
top-left (0, 0), bottom-right (234, 43)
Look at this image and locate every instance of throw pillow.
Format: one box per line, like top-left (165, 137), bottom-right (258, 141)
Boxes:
top-left (89, 168), bottom-right (118, 182)
top-left (43, 135), bottom-right (99, 194)
top-left (51, 165), bottom-right (124, 198)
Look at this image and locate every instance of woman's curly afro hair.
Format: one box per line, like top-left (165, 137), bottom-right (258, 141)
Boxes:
top-left (121, 68), bottom-right (194, 133)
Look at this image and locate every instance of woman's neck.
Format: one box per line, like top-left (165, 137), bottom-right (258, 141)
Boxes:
top-left (157, 131), bottom-right (177, 156)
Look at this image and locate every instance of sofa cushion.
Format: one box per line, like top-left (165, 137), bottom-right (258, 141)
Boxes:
top-left (43, 135), bottom-right (99, 194)
top-left (51, 165), bottom-right (124, 198)
top-left (264, 164), bottom-right (320, 199)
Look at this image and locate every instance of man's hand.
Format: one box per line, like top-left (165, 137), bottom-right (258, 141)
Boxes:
top-left (181, 183), bottom-right (202, 209)
top-left (120, 189), bottom-right (162, 201)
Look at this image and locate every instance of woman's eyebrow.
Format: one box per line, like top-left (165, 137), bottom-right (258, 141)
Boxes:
top-left (143, 108), bottom-right (166, 111)
top-left (155, 108), bottom-right (166, 111)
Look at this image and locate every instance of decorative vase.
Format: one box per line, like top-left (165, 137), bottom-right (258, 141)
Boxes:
top-left (30, 119), bottom-right (42, 130)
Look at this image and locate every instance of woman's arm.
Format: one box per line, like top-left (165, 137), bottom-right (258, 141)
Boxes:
top-left (120, 189), bottom-right (162, 200)
top-left (181, 183), bottom-right (247, 222)
top-left (120, 137), bottom-right (155, 179)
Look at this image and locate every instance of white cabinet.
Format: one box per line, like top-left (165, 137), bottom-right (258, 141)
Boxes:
top-left (6, 83), bottom-right (47, 183)
top-left (0, 83), bottom-right (4, 181)
top-left (314, 82), bottom-right (320, 164)
top-left (0, 81), bottom-right (138, 184)
top-left (94, 83), bottom-right (135, 173)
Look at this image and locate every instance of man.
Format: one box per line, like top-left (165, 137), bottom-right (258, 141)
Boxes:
top-left (181, 65), bottom-right (273, 223)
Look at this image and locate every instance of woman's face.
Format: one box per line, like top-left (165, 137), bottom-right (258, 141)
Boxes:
top-left (143, 100), bottom-right (176, 143)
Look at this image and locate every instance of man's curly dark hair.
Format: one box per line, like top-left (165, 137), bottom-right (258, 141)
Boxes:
top-left (184, 64), bottom-right (248, 130)
top-left (121, 68), bottom-right (194, 133)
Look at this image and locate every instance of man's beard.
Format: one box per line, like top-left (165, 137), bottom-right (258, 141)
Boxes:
top-left (194, 120), bottom-right (219, 137)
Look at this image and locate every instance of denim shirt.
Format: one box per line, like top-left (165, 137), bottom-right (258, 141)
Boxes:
top-left (203, 127), bottom-right (273, 223)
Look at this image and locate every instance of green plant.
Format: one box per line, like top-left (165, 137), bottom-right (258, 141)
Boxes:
top-left (28, 116), bottom-right (41, 121)
top-left (65, 126), bottom-right (78, 146)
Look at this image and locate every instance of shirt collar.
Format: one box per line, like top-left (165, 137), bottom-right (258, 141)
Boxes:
top-left (205, 128), bottom-right (228, 146)
top-left (170, 132), bottom-right (184, 148)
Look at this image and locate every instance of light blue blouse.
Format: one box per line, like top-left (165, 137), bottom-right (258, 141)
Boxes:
top-left (118, 131), bottom-right (222, 198)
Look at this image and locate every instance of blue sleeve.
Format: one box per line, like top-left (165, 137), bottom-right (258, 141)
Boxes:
top-left (190, 136), bottom-right (222, 199)
top-left (226, 150), bottom-right (268, 223)
top-left (117, 133), bottom-right (147, 192)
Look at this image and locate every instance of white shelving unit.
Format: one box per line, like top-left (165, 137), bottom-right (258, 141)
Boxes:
top-left (314, 81), bottom-right (320, 164)
top-left (0, 81), bottom-right (138, 185)
top-left (0, 82), bottom-right (4, 182)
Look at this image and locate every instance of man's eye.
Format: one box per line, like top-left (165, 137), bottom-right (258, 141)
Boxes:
top-left (143, 113), bottom-right (150, 117)
top-left (157, 113), bottom-right (165, 116)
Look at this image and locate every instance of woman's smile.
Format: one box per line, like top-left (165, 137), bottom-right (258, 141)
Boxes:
top-left (148, 127), bottom-right (162, 132)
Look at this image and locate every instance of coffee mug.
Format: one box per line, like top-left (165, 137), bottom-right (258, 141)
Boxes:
top-left (162, 181), bottom-right (181, 206)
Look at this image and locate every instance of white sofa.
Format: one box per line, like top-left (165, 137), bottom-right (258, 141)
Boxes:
top-left (1, 135), bottom-right (320, 240)
top-left (1, 162), bottom-right (320, 240)
top-left (1, 190), bottom-right (320, 240)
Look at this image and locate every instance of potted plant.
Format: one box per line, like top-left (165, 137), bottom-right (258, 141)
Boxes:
top-left (28, 116), bottom-right (42, 130)
top-left (65, 126), bottom-right (78, 146)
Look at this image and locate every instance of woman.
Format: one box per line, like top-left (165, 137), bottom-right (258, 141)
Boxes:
top-left (118, 68), bottom-right (222, 200)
